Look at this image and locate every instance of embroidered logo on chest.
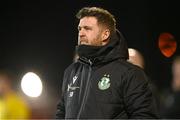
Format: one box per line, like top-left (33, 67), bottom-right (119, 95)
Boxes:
top-left (67, 75), bottom-right (79, 97)
top-left (98, 74), bottom-right (111, 90)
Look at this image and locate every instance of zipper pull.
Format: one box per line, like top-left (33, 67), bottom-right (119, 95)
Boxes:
top-left (88, 59), bottom-right (93, 66)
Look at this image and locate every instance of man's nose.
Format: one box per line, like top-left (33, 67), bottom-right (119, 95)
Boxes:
top-left (79, 29), bottom-right (85, 37)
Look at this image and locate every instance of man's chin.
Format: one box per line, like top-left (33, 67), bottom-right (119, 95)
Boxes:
top-left (80, 42), bottom-right (89, 45)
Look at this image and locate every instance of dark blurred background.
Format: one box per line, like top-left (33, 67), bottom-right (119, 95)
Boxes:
top-left (0, 0), bottom-right (179, 118)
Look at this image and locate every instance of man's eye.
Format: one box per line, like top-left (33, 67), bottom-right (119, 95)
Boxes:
top-left (85, 27), bottom-right (91, 30)
top-left (78, 28), bottom-right (81, 31)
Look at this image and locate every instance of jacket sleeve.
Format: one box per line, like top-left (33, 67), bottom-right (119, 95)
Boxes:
top-left (55, 94), bottom-right (65, 119)
top-left (55, 71), bottom-right (68, 119)
top-left (123, 68), bottom-right (159, 118)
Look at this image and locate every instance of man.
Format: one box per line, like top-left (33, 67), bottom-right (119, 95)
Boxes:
top-left (56, 7), bottom-right (159, 119)
top-left (161, 56), bottom-right (180, 118)
top-left (128, 48), bottom-right (145, 69)
top-left (0, 70), bottom-right (30, 119)
top-left (172, 56), bottom-right (180, 92)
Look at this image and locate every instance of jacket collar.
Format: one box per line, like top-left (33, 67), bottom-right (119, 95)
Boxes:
top-left (77, 30), bottom-right (129, 66)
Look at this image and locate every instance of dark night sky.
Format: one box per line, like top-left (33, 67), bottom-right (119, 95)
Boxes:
top-left (0, 0), bottom-right (180, 117)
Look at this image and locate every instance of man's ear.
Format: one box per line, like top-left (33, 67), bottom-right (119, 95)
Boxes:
top-left (102, 29), bottom-right (110, 45)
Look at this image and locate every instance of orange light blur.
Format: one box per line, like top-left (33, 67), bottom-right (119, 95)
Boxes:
top-left (158, 32), bottom-right (177, 58)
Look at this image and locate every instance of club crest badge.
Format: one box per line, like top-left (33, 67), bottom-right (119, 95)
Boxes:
top-left (98, 74), bottom-right (110, 90)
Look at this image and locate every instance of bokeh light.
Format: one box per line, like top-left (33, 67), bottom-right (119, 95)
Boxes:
top-left (21, 72), bottom-right (43, 97)
top-left (158, 32), bottom-right (177, 58)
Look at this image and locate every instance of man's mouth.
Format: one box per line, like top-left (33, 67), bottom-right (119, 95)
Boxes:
top-left (79, 38), bottom-right (88, 45)
top-left (80, 41), bottom-right (87, 45)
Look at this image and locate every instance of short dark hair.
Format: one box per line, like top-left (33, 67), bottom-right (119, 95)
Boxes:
top-left (76, 7), bottom-right (116, 34)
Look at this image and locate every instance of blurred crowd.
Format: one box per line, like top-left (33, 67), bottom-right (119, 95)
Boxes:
top-left (128, 48), bottom-right (180, 118)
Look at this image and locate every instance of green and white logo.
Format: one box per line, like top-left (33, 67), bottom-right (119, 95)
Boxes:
top-left (98, 74), bottom-right (110, 90)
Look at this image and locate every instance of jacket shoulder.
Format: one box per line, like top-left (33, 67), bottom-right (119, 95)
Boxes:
top-left (64, 62), bottom-right (80, 74)
top-left (113, 59), bottom-right (144, 74)
top-left (112, 59), bottom-right (149, 86)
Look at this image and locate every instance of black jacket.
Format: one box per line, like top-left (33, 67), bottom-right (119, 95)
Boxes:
top-left (56, 31), bottom-right (159, 119)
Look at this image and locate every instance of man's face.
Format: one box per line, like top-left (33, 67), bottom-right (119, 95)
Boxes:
top-left (128, 49), bottom-right (144, 69)
top-left (78, 16), bottom-right (108, 46)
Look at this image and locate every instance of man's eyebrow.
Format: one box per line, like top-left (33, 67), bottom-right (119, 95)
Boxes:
top-left (78, 25), bottom-right (92, 29)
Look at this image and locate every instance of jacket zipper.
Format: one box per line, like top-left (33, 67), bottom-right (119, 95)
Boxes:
top-left (77, 59), bottom-right (92, 118)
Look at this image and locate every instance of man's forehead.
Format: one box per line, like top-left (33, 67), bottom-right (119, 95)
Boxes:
top-left (79, 16), bottom-right (98, 26)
